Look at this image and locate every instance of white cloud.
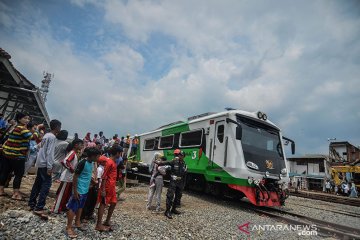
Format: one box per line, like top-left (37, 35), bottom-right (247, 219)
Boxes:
top-left (1, 0), bottom-right (360, 152)
top-left (102, 45), bottom-right (144, 82)
top-left (69, 0), bottom-right (98, 7)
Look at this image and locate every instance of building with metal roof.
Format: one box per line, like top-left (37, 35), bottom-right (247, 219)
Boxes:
top-left (287, 154), bottom-right (329, 190)
top-left (0, 48), bottom-right (50, 127)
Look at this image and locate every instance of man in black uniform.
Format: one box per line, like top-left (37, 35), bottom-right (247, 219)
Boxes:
top-left (156, 149), bottom-right (187, 219)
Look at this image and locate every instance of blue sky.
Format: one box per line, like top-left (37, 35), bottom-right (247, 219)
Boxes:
top-left (0, 0), bottom-right (359, 156)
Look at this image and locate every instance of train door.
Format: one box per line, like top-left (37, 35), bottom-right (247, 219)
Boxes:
top-left (213, 120), bottom-right (226, 167)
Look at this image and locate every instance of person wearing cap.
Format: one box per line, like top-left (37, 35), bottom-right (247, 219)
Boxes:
top-left (156, 149), bottom-right (187, 219)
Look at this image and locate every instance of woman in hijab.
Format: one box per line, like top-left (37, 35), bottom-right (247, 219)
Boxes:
top-left (83, 132), bottom-right (91, 148)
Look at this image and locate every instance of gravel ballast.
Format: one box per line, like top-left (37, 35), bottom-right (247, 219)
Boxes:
top-left (0, 176), bottom-right (354, 239)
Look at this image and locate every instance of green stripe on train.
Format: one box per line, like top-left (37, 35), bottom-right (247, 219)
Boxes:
top-left (135, 122), bottom-right (250, 187)
top-left (164, 147), bottom-right (250, 187)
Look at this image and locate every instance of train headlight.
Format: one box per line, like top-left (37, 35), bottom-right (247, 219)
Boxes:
top-left (254, 179), bottom-right (260, 185)
top-left (248, 177), bottom-right (254, 185)
top-left (262, 113), bottom-right (267, 121)
top-left (265, 171), bottom-right (270, 178)
top-left (281, 168), bottom-right (287, 175)
top-left (246, 161), bottom-right (259, 170)
top-left (257, 111), bottom-right (268, 121)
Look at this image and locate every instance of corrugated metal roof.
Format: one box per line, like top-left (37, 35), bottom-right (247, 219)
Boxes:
top-left (288, 154), bottom-right (328, 161)
top-left (0, 48), bottom-right (50, 127)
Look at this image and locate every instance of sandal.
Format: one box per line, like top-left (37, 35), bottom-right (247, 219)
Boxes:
top-left (11, 196), bottom-right (25, 201)
top-left (103, 223), bottom-right (114, 231)
top-left (33, 210), bottom-right (49, 220)
top-left (95, 226), bottom-right (110, 232)
top-left (74, 225), bottom-right (87, 231)
top-left (66, 229), bottom-right (78, 239)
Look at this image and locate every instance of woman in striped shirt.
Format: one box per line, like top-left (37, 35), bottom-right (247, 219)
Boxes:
top-left (0, 112), bottom-right (33, 200)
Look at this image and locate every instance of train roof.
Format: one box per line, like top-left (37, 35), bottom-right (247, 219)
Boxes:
top-left (138, 109), bottom-right (280, 137)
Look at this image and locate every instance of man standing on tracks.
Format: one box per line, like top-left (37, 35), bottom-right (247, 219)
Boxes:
top-left (156, 149), bottom-right (187, 219)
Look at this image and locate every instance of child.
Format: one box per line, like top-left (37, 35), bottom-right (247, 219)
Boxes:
top-left (81, 154), bottom-right (100, 221)
top-left (117, 157), bottom-right (127, 200)
top-left (349, 182), bottom-right (358, 198)
top-left (29, 119), bottom-right (61, 219)
top-left (66, 147), bottom-right (101, 238)
top-left (24, 122), bottom-right (39, 175)
top-left (334, 185), bottom-right (339, 195)
top-left (53, 139), bottom-right (83, 213)
top-left (95, 145), bottom-right (122, 232)
top-left (97, 159), bottom-right (105, 188)
top-left (94, 157), bottom-right (106, 209)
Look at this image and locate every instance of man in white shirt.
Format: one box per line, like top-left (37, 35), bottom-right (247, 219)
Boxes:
top-left (325, 180), bottom-right (331, 193)
top-left (28, 119), bottom-right (61, 219)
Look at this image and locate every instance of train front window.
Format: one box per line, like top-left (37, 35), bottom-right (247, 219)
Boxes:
top-left (237, 115), bottom-right (285, 173)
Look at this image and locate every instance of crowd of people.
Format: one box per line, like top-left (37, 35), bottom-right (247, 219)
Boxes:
top-left (0, 111), bottom-right (187, 238)
top-left (324, 179), bottom-right (358, 197)
top-left (291, 177), bottom-right (358, 198)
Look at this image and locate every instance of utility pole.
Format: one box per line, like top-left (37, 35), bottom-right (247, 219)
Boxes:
top-left (40, 72), bottom-right (53, 102)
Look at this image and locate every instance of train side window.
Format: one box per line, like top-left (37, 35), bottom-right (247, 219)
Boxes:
top-left (159, 135), bottom-right (174, 149)
top-left (144, 138), bottom-right (156, 150)
top-left (180, 129), bottom-right (203, 147)
top-left (217, 125), bottom-right (224, 143)
top-left (267, 140), bottom-right (274, 151)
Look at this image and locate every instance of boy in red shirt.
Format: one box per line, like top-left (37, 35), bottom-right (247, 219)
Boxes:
top-left (95, 145), bottom-right (122, 232)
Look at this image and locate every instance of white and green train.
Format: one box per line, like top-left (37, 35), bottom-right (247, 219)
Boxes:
top-left (129, 109), bottom-right (295, 206)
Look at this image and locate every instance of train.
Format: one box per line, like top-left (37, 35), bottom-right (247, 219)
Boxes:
top-left (128, 109), bottom-right (295, 207)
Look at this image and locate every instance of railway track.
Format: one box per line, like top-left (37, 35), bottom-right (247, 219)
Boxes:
top-left (290, 190), bottom-right (360, 207)
top-left (129, 172), bottom-right (360, 239)
top-left (288, 202), bottom-right (360, 219)
top-left (247, 204), bottom-right (360, 239)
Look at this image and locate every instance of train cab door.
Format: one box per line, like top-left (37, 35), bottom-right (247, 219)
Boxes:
top-left (212, 120), bottom-right (226, 167)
